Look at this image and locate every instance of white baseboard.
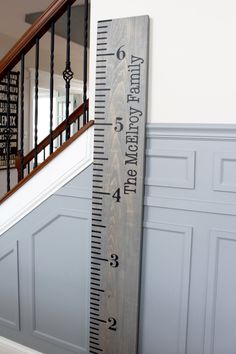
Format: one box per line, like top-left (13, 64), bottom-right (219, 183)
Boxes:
top-left (0, 337), bottom-right (42, 354)
top-left (0, 126), bottom-right (94, 236)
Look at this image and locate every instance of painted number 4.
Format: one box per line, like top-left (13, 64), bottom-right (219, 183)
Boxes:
top-left (112, 188), bottom-right (121, 202)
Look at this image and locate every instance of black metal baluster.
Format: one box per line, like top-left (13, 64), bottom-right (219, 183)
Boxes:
top-left (5, 72), bottom-right (11, 192)
top-left (20, 54), bottom-right (25, 180)
top-left (50, 22), bottom-right (55, 154)
top-left (83, 0), bottom-right (89, 125)
top-left (34, 38), bottom-right (39, 168)
top-left (63, 4), bottom-right (73, 140)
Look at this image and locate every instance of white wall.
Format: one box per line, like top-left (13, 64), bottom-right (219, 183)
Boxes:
top-left (90, 0), bottom-right (236, 123)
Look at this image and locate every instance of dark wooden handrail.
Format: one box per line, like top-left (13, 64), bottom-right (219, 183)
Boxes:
top-left (0, 0), bottom-right (76, 81)
top-left (2, 120), bottom-right (94, 206)
top-left (21, 100), bottom-right (89, 168)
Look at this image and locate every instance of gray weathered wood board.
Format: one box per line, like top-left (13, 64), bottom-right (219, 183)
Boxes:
top-left (90, 15), bottom-right (149, 354)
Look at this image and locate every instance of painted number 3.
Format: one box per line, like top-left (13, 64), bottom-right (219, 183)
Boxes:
top-left (110, 254), bottom-right (119, 268)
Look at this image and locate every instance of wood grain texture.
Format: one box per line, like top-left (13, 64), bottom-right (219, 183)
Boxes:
top-left (90, 15), bottom-right (149, 354)
top-left (0, 0), bottom-right (76, 81)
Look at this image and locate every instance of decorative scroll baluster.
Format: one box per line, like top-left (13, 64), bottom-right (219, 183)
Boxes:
top-left (50, 22), bottom-right (55, 154)
top-left (20, 54), bottom-right (25, 180)
top-left (63, 4), bottom-right (74, 141)
top-left (34, 38), bottom-right (39, 168)
top-left (83, 0), bottom-right (89, 125)
top-left (0, 0), bottom-right (91, 200)
top-left (5, 72), bottom-right (11, 192)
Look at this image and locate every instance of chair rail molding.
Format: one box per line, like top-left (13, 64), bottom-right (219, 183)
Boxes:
top-left (146, 123), bottom-right (236, 141)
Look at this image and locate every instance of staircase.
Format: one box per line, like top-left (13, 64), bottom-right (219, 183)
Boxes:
top-left (0, 1), bottom-right (95, 353)
top-left (0, 0), bottom-right (92, 206)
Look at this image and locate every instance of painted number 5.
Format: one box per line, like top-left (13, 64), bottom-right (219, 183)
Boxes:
top-left (114, 117), bottom-right (123, 132)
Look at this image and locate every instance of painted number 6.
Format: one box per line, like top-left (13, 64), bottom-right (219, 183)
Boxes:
top-left (116, 45), bottom-right (126, 60)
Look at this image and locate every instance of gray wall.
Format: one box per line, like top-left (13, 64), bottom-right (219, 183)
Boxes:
top-left (140, 123), bottom-right (236, 354)
top-left (0, 167), bottom-right (92, 354)
top-left (0, 124), bottom-right (236, 354)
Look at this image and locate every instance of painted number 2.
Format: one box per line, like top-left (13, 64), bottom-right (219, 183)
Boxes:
top-left (108, 317), bottom-right (117, 331)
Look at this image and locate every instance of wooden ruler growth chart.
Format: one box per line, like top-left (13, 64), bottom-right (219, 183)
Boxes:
top-left (89, 15), bottom-right (149, 354)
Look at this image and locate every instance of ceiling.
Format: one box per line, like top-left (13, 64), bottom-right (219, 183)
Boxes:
top-left (0, 0), bottom-right (84, 40)
top-left (25, 4), bottom-right (90, 46)
top-left (0, 0), bottom-right (53, 38)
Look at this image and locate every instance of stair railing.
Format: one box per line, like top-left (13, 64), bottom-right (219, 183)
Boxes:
top-left (0, 0), bottom-right (89, 196)
top-left (15, 100), bottom-right (89, 182)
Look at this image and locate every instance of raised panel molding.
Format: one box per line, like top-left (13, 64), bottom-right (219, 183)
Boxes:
top-left (0, 241), bottom-right (20, 330)
top-left (204, 230), bottom-right (236, 354)
top-left (146, 149), bottom-right (196, 189)
top-left (30, 209), bottom-right (90, 353)
top-left (213, 152), bottom-right (236, 193)
top-left (140, 221), bottom-right (193, 354)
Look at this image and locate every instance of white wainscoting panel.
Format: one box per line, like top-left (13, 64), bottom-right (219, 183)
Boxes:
top-left (30, 209), bottom-right (90, 353)
top-left (0, 242), bottom-right (20, 331)
top-left (146, 149), bottom-right (196, 189)
top-left (139, 222), bottom-right (192, 354)
top-left (204, 230), bottom-right (236, 354)
top-left (213, 152), bottom-right (236, 193)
